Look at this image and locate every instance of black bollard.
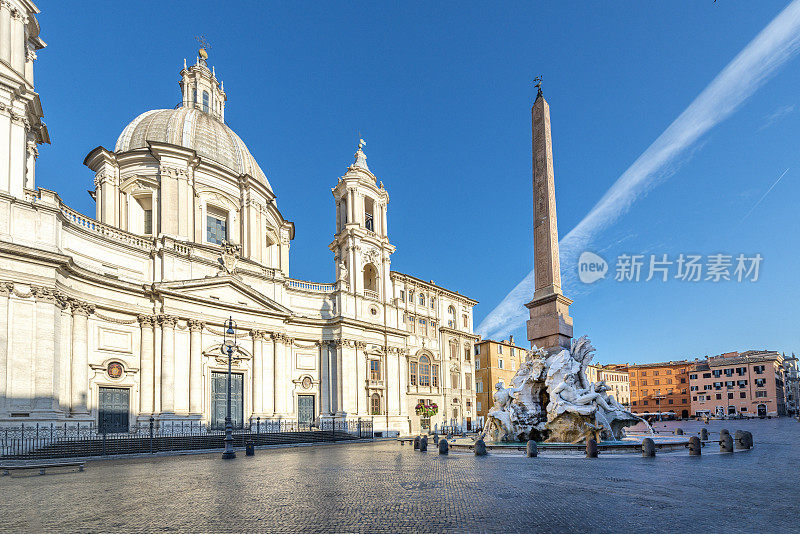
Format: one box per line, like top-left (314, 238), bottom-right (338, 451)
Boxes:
top-left (413, 436), bottom-right (420, 450)
top-left (700, 428), bottom-right (709, 441)
top-left (674, 428), bottom-right (684, 435)
top-left (688, 436), bottom-right (701, 456)
top-left (438, 438), bottom-right (449, 455)
top-left (245, 440), bottom-right (255, 456)
top-left (641, 438), bottom-right (656, 457)
top-left (474, 438), bottom-right (487, 456)
top-left (526, 440), bottom-right (538, 458)
top-left (420, 435), bottom-right (428, 452)
top-left (720, 432), bottom-right (733, 453)
top-left (585, 439), bottom-right (598, 458)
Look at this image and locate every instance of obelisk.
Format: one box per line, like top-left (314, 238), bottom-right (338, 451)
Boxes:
top-left (526, 83), bottom-right (573, 351)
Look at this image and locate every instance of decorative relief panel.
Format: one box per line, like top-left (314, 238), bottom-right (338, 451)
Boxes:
top-left (97, 327), bottom-right (134, 354)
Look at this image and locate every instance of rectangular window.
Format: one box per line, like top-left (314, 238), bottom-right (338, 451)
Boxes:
top-left (370, 360), bottom-right (380, 381)
top-left (654, 379), bottom-right (660, 385)
top-left (400, 290), bottom-right (405, 300)
top-left (755, 390), bottom-right (767, 398)
top-left (690, 374), bottom-right (698, 380)
top-left (476, 381), bottom-right (483, 393)
top-left (206, 211), bottom-right (227, 245)
top-left (464, 348), bottom-right (470, 361)
top-left (498, 345), bottom-right (503, 354)
top-left (475, 359), bottom-right (480, 370)
top-left (410, 362), bottom-right (417, 386)
top-left (477, 401), bottom-right (482, 412)
top-left (430, 297), bottom-right (435, 308)
top-left (740, 392), bottom-right (747, 399)
top-left (419, 360), bottom-right (430, 387)
top-left (703, 373), bottom-right (711, 379)
top-left (465, 373), bottom-right (472, 390)
top-left (432, 364), bottom-right (439, 388)
top-left (716, 393), bottom-right (722, 400)
top-left (475, 345), bottom-right (481, 355)
top-left (408, 290), bottom-right (413, 302)
top-left (419, 294), bottom-right (425, 305)
top-left (498, 359), bottom-right (504, 369)
top-left (143, 209), bottom-right (153, 234)
top-left (462, 315), bottom-right (468, 327)
top-left (654, 370), bottom-right (659, 376)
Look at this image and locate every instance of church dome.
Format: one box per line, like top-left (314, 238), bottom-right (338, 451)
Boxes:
top-left (115, 106), bottom-right (271, 191)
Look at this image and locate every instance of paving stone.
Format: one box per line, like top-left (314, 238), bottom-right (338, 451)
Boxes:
top-left (0, 419), bottom-right (794, 533)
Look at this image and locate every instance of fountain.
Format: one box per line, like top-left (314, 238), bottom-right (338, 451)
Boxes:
top-left (482, 336), bottom-right (644, 444)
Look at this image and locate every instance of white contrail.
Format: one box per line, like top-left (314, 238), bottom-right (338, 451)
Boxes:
top-left (740, 167), bottom-right (790, 223)
top-left (477, 0), bottom-right (800, 340)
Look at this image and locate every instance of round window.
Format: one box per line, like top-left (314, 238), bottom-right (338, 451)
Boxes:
top-left (107, 362), bottom-right (124, 379)
top-left (302, 376), bottom-right (312, 389)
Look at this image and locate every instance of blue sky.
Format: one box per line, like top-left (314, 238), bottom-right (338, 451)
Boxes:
top-left (34, 1), bottom-right (799, 364)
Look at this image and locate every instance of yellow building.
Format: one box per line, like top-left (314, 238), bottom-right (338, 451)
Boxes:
top-left (474, 337), bottom-right (528, 427)
top-left (587, 364), bottom-right (630, 407)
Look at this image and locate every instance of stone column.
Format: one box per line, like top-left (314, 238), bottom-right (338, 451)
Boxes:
top-left (335, 340), bottom-right (345, 417)
top-left (250, 330), bottom-right (263, 416)
top-left (159, 315), bottom-right (177, 414)
top-left (355, 341), bottom-right (367, 415)
top-left (341, 341), bottom-right (355, 417)
top-left (0, 283), bottom-right (11, 414)
top-left (0, 3), bottom-right (11, 64)
top-left (262, 333), bottom-right (274, 415)
top-left (320, 341), bottom-right (330, 415)
top-left (273, 334), bottom-right (286, 415)
top-left (138, 315), bottom-right (156, 415)
top-left (188, 320), bottom-right (204, 415)
top-left (10, 8), bottom-right (24, 74)
top-left (70, 302), bottom-right (93, 415)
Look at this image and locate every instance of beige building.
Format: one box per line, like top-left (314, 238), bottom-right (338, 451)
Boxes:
top-left (474, 336), bottom-right (527, 428)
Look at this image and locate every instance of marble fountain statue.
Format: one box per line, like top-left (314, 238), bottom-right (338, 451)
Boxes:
top-left (482, 336), bottom-right (643, 444)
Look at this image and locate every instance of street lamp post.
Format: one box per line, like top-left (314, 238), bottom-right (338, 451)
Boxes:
top-left (221, 316), bottom-right (237, 460)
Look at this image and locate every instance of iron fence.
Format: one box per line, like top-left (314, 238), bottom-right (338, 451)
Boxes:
top-left (0, 418), bottom-right (373, 460)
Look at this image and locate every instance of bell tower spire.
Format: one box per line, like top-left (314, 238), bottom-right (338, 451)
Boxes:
top-left (329, 139), bottom-right (394, 317)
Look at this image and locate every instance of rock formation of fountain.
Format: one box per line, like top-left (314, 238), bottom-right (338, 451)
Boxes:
top-left (482, 336), bottom-right (640, 444)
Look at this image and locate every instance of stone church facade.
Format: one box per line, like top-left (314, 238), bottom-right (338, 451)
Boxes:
top-left (0, 1), bottom-right (478, 436)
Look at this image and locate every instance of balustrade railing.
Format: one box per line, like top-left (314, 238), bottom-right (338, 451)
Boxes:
top-left (59, 203), bottom-right (153, 250)
top-left (364, 289), bottom-right (379, 300)
top-left (287, 278), bottom-right (334, 293)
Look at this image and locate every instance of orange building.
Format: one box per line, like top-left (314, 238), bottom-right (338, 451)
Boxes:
top-left (627, 361), bottom-right (693, 418)
top-left (474, 337), bottom-right (527, 427)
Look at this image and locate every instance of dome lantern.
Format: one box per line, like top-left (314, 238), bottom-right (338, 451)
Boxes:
top-left (179, 48), bottom-right (226, 121)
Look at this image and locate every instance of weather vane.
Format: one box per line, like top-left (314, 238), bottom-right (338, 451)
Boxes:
top-left (533, 76), bottom-right (543, 97)
top-left (357, 130), bottom-right (366, 151)
top-left (196, 35), bottom-right (211, 60)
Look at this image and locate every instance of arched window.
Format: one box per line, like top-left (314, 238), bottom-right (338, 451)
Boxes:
top-left (363, 263), bottom-right (378, 294)
top-left (419, 294), bottom-right (425, 306)
top-left (371, 394), bottom-right (381, 415)
top-left (202, 91), bottom-right (210, 113)
top-left (418, 355), bottom-right (431, 386)
top-left (364, 197), bottom-right (375, 231)
top-left (447, 305), bottom-right (456, 328)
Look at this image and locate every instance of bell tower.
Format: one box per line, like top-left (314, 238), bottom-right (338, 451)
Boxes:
top-left (0, 0), bottom-right (48, 199)
top-left (329, 140), bottom-right (394, 319)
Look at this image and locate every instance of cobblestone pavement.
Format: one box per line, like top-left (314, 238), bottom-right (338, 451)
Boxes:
top-left (1, 418), bottom-right (798, 533)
